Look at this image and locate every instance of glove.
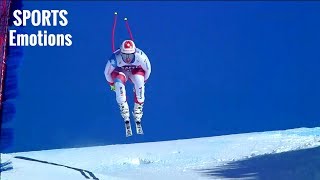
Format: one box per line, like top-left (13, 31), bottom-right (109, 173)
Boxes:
top-left (110, 84), bottom-right (115, 91)
top-left (109, 82), bottom-right (115, 91)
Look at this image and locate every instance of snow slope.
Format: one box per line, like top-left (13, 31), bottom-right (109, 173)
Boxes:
top-left (2, 127), bottom-right (320, 180)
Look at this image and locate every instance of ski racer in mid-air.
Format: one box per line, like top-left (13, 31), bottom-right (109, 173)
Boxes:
top-left (104, 39), bottom-right (151, 135)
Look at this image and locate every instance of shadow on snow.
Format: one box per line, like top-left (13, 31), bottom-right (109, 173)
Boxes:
top-left (197, 146), bottom-right (320, 180)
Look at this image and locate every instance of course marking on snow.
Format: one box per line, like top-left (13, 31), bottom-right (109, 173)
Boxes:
top-left (14, 156), bottom-right (99, 179)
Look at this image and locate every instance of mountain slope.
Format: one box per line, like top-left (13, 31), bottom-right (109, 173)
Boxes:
top-left (2, 127), bottom-right (320, 180)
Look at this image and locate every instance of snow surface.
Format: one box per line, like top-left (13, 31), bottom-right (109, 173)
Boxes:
top-left (2, 127), bottom-right (320, 180)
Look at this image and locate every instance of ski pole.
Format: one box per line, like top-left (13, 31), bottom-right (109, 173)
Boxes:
top-left (124, 17), bottom-right (134, 41)
top-left (111, 12), bottom-right (118, 52)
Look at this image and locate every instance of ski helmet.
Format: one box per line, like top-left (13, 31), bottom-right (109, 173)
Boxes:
top-left (120, 40), bottom-right (136, 63)
top-left (120, 40), bottom-right (136, 54)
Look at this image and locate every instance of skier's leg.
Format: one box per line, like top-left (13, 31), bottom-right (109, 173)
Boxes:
top-left (130, 69), bottom-right (145, 122)
top-left (111, 71), bottom-right (129, 120)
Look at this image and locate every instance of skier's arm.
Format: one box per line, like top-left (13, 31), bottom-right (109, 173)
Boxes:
top-left (104, 55), bottom-right (117, 85)
top-left (139, 51), bottom-right (151, 81)
top-left (144, 58), bottom-right (151, 81)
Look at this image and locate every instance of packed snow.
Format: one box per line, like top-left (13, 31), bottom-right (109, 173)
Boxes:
top-left (1, 127), bottom-right (320, 180)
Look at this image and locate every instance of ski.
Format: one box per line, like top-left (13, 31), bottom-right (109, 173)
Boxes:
top-left (124, 120), bottom-right (133, 137)
top-left (135, 121), bottom-right (144, 135)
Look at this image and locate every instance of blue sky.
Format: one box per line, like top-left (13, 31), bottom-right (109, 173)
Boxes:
top-left (6, 1), bottom-right (320, 152)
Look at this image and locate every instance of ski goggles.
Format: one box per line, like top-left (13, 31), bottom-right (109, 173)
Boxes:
top-left (121, 53), bottom-right (135, 63)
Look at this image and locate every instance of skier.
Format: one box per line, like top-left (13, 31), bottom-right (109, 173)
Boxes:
top-left (104, 39), bottom-right (151, 135)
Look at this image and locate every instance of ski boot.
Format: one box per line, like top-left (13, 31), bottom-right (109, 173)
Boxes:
top-left (119, 102), bottom-right (132, 136)
top-left (133, 103), bottom-right (144, 121)
top-left (133, 103), bottom-right (144, 134)
top-left (119, 102), bottom-right (130, 120)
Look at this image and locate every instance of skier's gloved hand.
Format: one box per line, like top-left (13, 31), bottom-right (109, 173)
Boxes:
top-left (109, 82), bottom-right (115, 91)
top-left (110, 85), bottom-right (115, 91)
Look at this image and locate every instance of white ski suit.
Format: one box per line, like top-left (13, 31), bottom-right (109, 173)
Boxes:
top-left (104, 48), bottom-right (151, 105)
